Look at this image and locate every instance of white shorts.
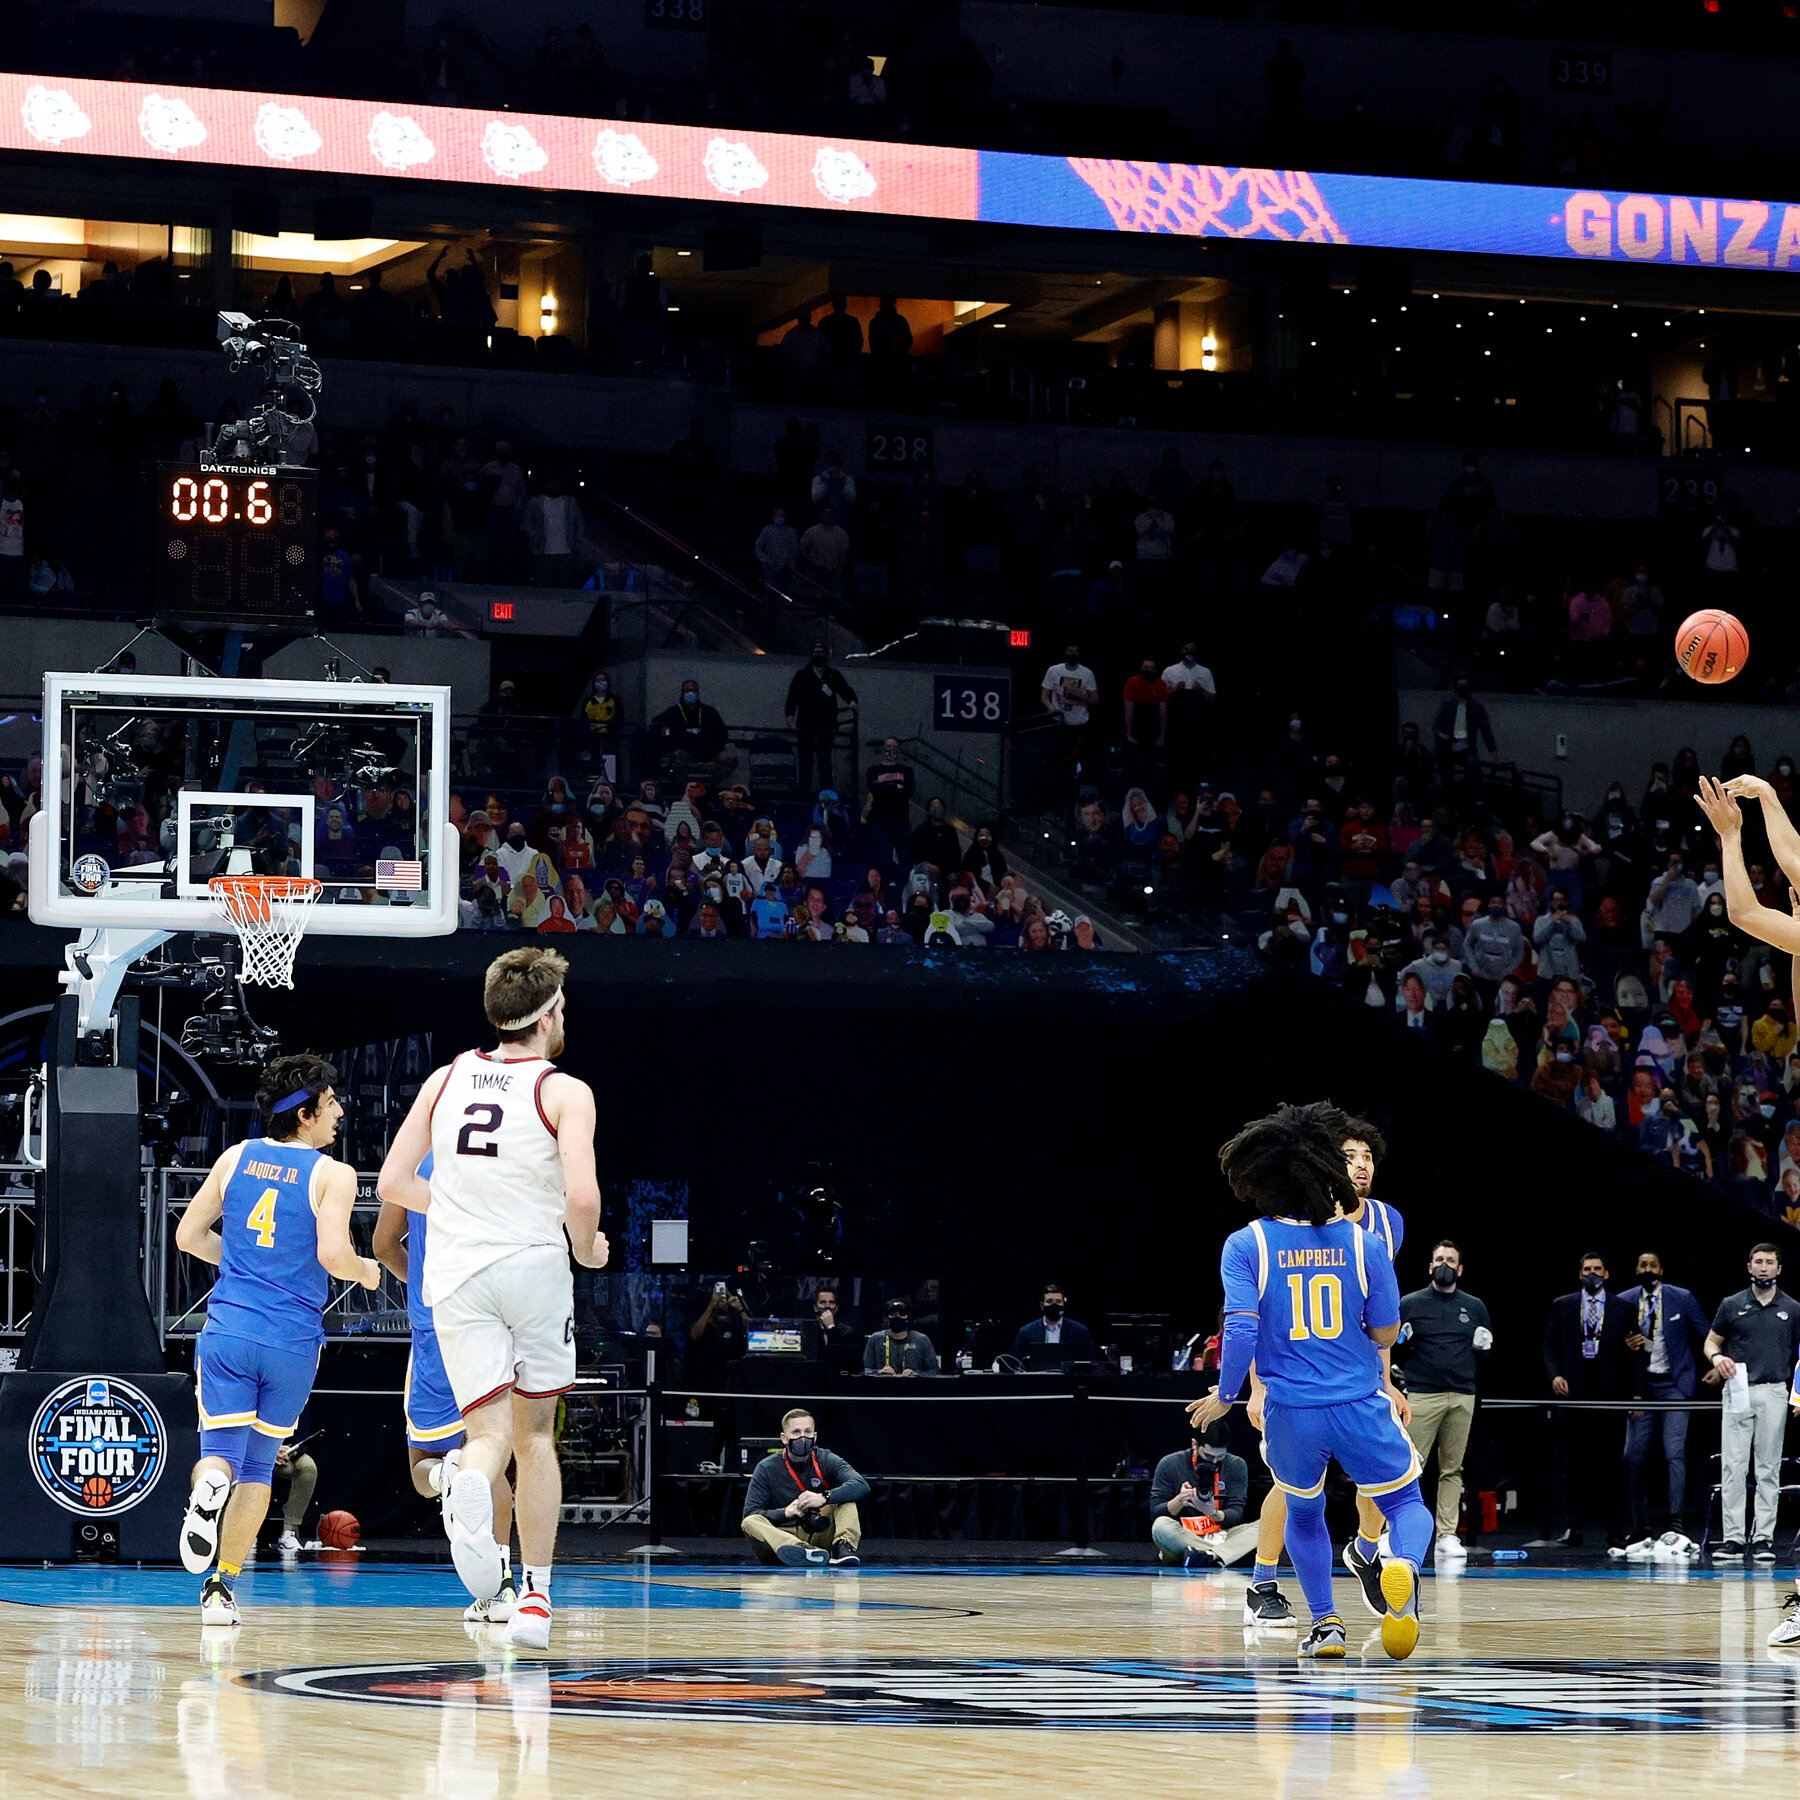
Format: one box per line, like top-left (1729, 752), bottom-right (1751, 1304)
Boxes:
top-left (431, 1245), bottom-right (575, 1412)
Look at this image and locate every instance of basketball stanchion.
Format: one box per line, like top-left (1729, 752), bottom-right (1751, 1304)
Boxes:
top-left (1056, 1381), bottom-right (1104, 1560)
top-left (625, 1348), bottom-right (679, 1558)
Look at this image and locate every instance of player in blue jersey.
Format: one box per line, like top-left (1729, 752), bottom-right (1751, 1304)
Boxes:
top-left (1191, 1105), bottom-right (1434, 1660)
top-left (373, 1154), bottom-right (518, 1626)
top-left (174, 1054), bottom-right (380, 1626)
top-left (1237, 1106), bottom-right (1412, 1628)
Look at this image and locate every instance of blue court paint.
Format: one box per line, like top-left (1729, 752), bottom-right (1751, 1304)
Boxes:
top-left (0, 1559), bottom-right (1774, 1609)
top-left (0, 1561), bottom-right (969, 1611)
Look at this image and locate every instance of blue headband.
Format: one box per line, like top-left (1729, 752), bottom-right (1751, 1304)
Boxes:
top-left (272, 1087), bottom-right (317, 1113)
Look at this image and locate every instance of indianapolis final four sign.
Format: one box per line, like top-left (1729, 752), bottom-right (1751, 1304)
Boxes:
top-left (29, 1377), bottom-right (168, 1516)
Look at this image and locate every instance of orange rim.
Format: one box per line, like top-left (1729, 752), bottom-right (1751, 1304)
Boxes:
top-left (209, 875), bottom-right (323, 924)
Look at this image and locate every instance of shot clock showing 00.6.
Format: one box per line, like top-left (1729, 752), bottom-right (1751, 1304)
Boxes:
top-left (168, 474), bottom-right (304, 526)
top-left (154, 461), bottom-right (319, 623)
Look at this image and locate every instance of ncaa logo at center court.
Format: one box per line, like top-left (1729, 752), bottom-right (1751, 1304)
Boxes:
top-left (29, 1377), bottom-right (167, 1516)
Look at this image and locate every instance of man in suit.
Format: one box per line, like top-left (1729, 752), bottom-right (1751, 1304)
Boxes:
top-left (1536, 1250), bottom-right (1635, 1549)
top-left (1011, 1282), bottom-right (1098, 1367)
top-left (1616, 1250), bottom-right (1709, 1552)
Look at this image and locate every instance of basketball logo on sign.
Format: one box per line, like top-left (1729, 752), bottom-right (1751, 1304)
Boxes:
top-left (29, 1378), bottom-right (166, 1517)
top-left (70, 854), bottom-right (110, 894)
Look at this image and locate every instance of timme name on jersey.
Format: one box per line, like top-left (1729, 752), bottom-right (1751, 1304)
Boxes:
top-left (424, 1052), bottom-right (566, 1308)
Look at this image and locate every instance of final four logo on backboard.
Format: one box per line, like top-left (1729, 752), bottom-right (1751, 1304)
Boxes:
top-left (29, 1378), bottom-right (167, 1516)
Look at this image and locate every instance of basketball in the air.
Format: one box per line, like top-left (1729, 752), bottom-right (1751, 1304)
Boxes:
top-left (1674, 608), bottom-right (1749, 684)
top-left (318, 1509), bottom-right (360, 1549)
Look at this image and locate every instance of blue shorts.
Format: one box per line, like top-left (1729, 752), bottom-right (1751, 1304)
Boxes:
top-left (197, 1327), bottom-right (320, 1484)
top-left (404, 1324), bottom-right (466, 1452)
top-left (1262, 1389), bottom-right (1421, 1501)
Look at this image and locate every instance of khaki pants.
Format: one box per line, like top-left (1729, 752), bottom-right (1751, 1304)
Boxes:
top-left (1150, 1515), bottom-right (1262, 1567)
top-left (1721, 1384), bottom-right (1789, 1544)
top-left (1406, 1390), bottom-right (1476, 1535)
top-left (741, 1502), bottom-right (862, 1565)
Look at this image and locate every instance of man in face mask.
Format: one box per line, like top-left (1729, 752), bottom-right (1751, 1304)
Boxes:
top-left (754, 504), bottom-right (799, 581)
top-left (496, 821), bottom-right (536, 885)
top-left (1150, 1424), bottom-right (1252, 1568)
top-left (1715, 971), bottom-right (1749, 1055)
top-left (1458, 894), bottom-right (1524, 1006)
top-left (650, 678), bottom-right (727, 768)
top-left (1703, 1244), bottom-right (1800, 1564)
top-left (1394, 1241), bottom-right (1491, 1561)
top-left (1400, 933), bottom-right (1464, 1009)
top-left (863, 1299), bottom-right (939, 1377)
top-left (907, 794), bottom-right (963, 883)
top-left (1010, 1283), bottom-right (1097, 1367)
top-left (1616, 1251), bottom-right (1708, 1558)
top-left (1535, 1254), bottom-right (1633, 1549)
top-left (740, 1409), bottom-right (870, 1568)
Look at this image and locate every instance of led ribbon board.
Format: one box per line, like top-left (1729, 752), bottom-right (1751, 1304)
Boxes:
top-left (4, 70), bottom-right (1799, 271)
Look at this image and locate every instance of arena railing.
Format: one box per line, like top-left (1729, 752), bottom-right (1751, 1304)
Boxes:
top-left (629, 1370), bottom-right (1739, 1555)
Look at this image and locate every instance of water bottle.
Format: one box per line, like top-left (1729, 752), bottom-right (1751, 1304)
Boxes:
top-left (1491, 1549), bottom-right (1528, 1562)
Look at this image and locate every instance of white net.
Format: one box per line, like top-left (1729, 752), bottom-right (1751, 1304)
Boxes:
top-left (209, 876), bottom-right (323, 988)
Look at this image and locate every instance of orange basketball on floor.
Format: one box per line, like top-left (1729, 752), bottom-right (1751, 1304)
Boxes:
top-left (82, 1475), bottom-right (112, 1508)
top-left (1674, 608), bottom-right (1749, 684)
top-left (318, 1509), bottom-right (360, 1549)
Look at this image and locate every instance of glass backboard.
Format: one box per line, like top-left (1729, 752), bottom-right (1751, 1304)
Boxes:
top-left (28, 672), bottom-right (456, 937)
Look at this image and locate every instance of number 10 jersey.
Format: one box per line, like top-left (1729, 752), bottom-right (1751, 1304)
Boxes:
top-left (423, 1051), bottom-right (566, 1307)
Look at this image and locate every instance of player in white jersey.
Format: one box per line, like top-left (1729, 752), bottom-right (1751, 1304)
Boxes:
top-left (378, 947), bottom-right (607, 1651)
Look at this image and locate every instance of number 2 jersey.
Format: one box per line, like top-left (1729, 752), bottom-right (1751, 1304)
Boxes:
top-left (1220, 1214), bottom-right (1401, 1407)
top-left (423, 1050), bottom-right (566, 1308)
top-left (205, 1137), bottom-right (331, 1348)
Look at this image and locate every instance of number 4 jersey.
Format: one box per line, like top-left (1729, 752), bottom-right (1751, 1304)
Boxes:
top-left (423, 1051), bottom-right (566, 1308)
top-left (1220, 1214), bottom-right (1400, 1408)
top-left (207, 1137), bottom-right (331, 1348)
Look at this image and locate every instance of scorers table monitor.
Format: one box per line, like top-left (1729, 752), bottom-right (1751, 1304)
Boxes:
top-left (154, 461), bottom-right (318, 626)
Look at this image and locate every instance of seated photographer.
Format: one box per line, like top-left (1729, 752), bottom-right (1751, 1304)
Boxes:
top-left (863, 1298), bottom-right (940, 1376)
top-left (268, 1438), bottom-right (318, 1553)
top-left (1010, 1281), bottom-right (1097, 1365)
top-left (1149, 1422), bottom-right (1255, 1567)
top-left (740, 1409), bottom-right (869, 1568)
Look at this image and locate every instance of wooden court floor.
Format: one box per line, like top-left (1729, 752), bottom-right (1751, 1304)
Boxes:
top-left (7, 1560), bottom-right (1800, 1798)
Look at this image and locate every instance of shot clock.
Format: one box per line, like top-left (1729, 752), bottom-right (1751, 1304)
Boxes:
top-left (153, 461), bottom-right (318, 624)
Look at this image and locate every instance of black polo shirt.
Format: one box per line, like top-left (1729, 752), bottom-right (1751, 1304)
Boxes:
top-left (1398, 1286), bottom-right (1492, 1395)
top-left (1709, 1287), bottom-right (1800, 1385)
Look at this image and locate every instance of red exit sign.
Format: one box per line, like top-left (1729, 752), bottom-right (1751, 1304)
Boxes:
top-left (1009, 628), bottom-right (1031, 648)
top-left (490, 601), bottom-right (515, 621)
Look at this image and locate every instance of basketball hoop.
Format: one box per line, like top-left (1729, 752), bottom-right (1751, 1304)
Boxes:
top-left (209, 875), bottom-right (323, 988)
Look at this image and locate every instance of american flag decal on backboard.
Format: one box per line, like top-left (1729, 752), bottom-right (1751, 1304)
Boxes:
top-left (376, 860), bottom-right (423, 890)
